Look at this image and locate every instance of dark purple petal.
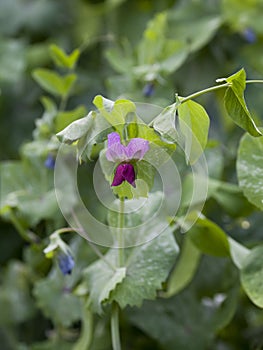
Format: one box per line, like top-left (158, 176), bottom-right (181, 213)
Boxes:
top-left (106, 132), bottom-right (126, 162)
top-left (112, 163), bottom-right (136, 187)
top-left (58, 253), bottom-right (75, 275)
top-left (125, 138), bottom-right (149, 160)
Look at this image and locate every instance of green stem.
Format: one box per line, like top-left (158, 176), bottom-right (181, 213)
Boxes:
top-left (73, 300), bottom-right (93, 350)
top-left (117, 199), bottom-right (125, 267)
top-left (180, 82), bottom-right (231, 103)
top-left (9, 210), bottom-right (39, 243)
top-left (180, 79), bottom-right (263, 104)
top-left (111, 302), bottom-right (121, 350)
top-left (246, 79), bottom-right (263, 84)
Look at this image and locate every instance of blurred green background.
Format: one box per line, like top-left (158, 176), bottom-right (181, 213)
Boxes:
top-left (1, 0), bottom-right (263, 349)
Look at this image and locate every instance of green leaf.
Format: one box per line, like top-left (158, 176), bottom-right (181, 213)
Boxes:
top-left (188, 216), bottom-right (230, 257)
top-left (33, 268), bottom-right (82, 327)
top-left (228, 237), bottom-right (250, 270)
top-left (84, 227), bottom-right (178, 313)
top-left (83, 264), bottom-right (126, 313)
top-left (49, 44), bottom-right (80, 69)
top-left (32, 68), bottom-right (76, 98)
top-left (152, 104), bottom-right (178, 142)
top-left (110, 228), bottom-right (178, 308)
top-left (56, 112), bottom-right (94, 144)
top-left (178, 99), bottom-right (210, 164)
top-left (224, 68), bottom-right (262, 136)
top-left (55, 105), bottom-right (87, 133)
top-left (0, 160), bottom-right (59, 226)
top-left (163, 235), bottom-right (201, 297)
top-left (237, 132), bottom-right (263, 210)
top-left (93, 95), bottom-right (136, 131)
top-left (0, 261), bottom-right (36, 325)
top-left (128, 257), bottom-right (238, 350)
top-left (240, 245), bottom-right (263, 308)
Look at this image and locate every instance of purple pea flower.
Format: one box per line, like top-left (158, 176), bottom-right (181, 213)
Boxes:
top-left (106, 132), bottom-right (149, 187)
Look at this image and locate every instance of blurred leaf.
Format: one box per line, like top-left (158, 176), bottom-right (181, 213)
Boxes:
top-left (241, 245), bottom-right (263, 308)
top-left (178, 100), bottom-right (210, 164)
top-left (0, 39), bottom-right (26, 83)
top-left (0, 159), bottom-right (59, 226)
top-left (55, 105), bottom-right (87, 132)
top-left (32, 68), bottom-right (76, 98)
top-left (0, 261), bottom-right (35, 325)
top-left (188, 216), bottom-right (230, 257)
top-left (163, 235), bottom-right (201, 297)
top-left (128, 288), bottom-right (238, 350)
top-left (168, 4), bottom-right (222, 53)
top-left (224, 68), bottom-right (262, 136)
top-left (33, 268), bottom-right (82, 327)
top-left (237, 131), bottom-right (263, 210)
top-left (49, 44), bottom-right (80, 69)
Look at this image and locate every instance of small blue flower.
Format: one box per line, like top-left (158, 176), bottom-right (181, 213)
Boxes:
top-left (242, 28), bottom-right (257, 44)
top-left (45, 154), bottom-right (56, 169)
top-left (143, 82), bottom-right (155, 97)
top-left (58, 253), bottom-right (75, 275)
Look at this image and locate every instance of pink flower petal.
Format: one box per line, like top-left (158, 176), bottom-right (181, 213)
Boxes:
top-left (125, 138), bottom-right (149, 160)
top-left (106, 132), bottom-right (126, 162)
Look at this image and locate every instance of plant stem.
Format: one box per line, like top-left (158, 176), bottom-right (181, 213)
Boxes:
top-left (117, 198), bottom-right (125, 267)
top-left (111, 302), bottom-right (121, 350)
top-left (9, 210), bottom-right (39, 243)
top-left (180, 79), bottom-right (263, 104)
top-left (180, 82), bottom-right (231, 103)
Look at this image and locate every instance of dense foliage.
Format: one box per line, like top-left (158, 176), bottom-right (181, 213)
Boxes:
top-left (1, 1), bottom-right (263, 349)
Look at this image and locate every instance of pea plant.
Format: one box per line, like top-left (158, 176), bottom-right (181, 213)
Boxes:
top-left (1, 37), bottom-right (263, 350)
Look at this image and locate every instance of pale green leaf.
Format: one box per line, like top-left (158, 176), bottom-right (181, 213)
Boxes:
top-left (228, 237), bottom-right (250, 270)
top-left (241, 245), bottom-right (263, 308)
top-left (178, 99), bottom-right (210, 164)
top-left (237, 132), bottom-right (263, 210)
top-left (56, 112), bottom-right (94, 144)
top-left (49, 44), bottom-right (80, 69)
top-left (32, 68), bottom-right (76, 98)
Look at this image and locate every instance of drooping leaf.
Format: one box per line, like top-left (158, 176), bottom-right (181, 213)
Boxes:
top-left (224, 68), bottom-right (262, 136)
top-left (237, 131), bottom-right (263, 210)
